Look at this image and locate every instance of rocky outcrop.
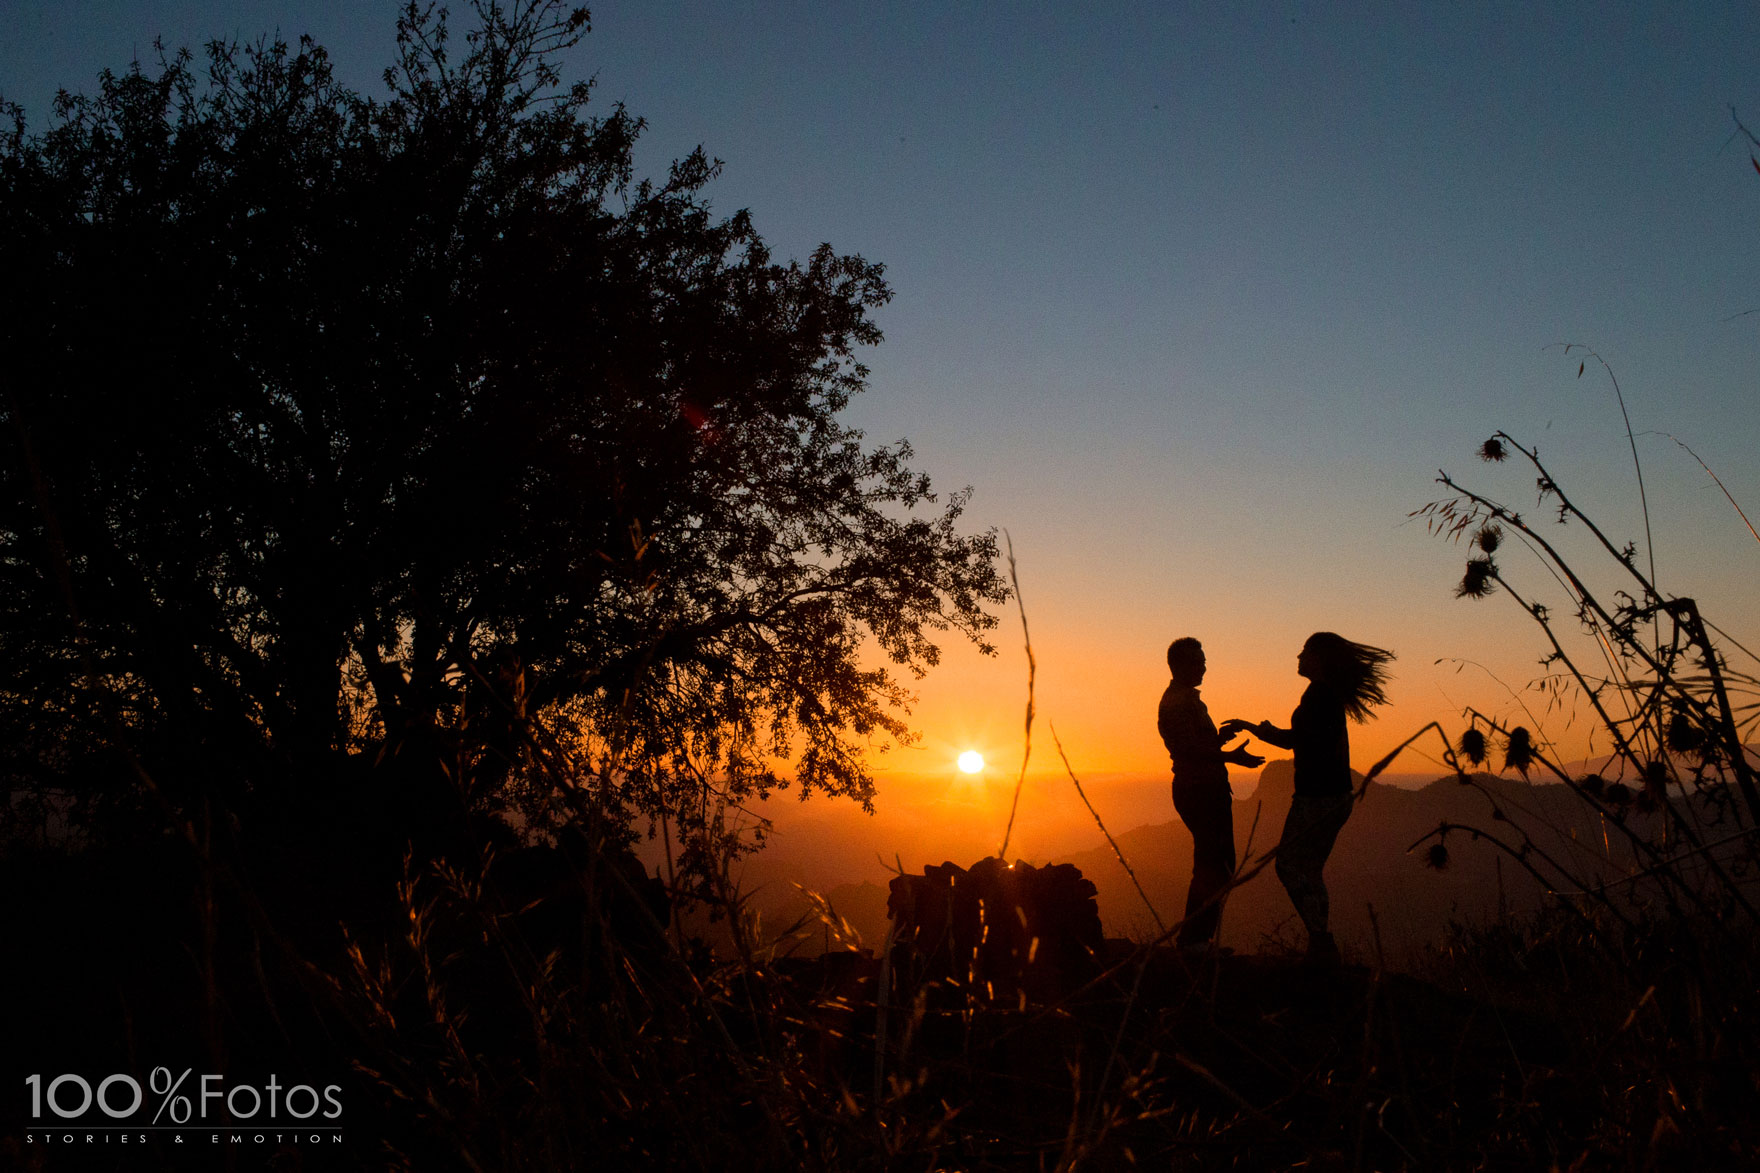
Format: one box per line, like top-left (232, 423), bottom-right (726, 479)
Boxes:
top-left (887, 857), bottom-right (1104, 1002)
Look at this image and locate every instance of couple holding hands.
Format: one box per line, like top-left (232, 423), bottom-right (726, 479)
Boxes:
top-left (1156, 632), bottom-right (1394, 963)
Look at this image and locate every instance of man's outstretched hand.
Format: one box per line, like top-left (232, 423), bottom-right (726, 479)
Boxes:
top-left (1222, 741), bottom-right (1264, 768)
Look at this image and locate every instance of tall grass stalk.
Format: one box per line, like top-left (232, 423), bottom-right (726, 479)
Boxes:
top-left (997, 529), bottom-right (1035, 860)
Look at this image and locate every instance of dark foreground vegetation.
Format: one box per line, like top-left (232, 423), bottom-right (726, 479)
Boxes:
top-left (4, 2), bottom-right (1760, 1168)
top-left (7, 823), bottom-right (1758, 1170)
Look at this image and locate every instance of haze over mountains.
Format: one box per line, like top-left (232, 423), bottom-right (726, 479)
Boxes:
top-left (720, 760), bottom-right (1685, 968)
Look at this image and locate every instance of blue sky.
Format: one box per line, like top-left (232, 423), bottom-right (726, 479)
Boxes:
top-left (7, 2), bottom-right (1759, 791)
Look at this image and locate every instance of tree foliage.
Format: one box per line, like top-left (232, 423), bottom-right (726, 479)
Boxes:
top-left (0, 0), bottom-right (1005, 863)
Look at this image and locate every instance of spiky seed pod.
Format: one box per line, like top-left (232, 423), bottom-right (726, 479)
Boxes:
top-left (1577, 773), bottom-right (1606, 798)
top-left (1475, 524), bottom-right (1502, 554)
top-left (1425, 843), bottom-right (1450, 870)
top-left (1502, 727), bottom-right (1534, 777)
top-left (1665, 708), bottom-right (1705, 754)
top-left (1605, 781), bottom-right (1633, 807)
top-left (1456, 557), bottom-right (1498, 598)
top-left (1458, 728), bottom-right (1487, 766)
top-left (1479, 438), bottom-right (1507, 462)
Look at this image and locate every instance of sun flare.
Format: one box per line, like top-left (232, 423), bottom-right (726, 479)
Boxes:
top-left (957, 750), bottom-right (985, 774)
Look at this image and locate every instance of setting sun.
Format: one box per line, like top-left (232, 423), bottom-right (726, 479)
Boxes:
top-left (957, 750), bottom-right (985, 774)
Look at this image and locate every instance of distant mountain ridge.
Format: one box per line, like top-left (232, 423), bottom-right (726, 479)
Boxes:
top-left (747, 759), bottom-right (1690, 967)
top-left (1060, 760), bottom-right (1667, 963)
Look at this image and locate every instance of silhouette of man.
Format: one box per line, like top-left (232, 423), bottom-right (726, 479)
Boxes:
top-left (1158, 638), bottom-right (1263, 952)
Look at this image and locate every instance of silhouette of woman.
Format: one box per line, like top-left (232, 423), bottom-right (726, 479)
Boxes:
top-left (1222, 632), bottom-right (1393, 964)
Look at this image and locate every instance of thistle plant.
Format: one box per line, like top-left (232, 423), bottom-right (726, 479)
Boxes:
top-left (1412, 407), bottom-right (1760, 923)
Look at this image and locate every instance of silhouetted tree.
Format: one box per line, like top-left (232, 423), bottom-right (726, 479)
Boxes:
top-left (0, 0), bottom-right (1004, 867)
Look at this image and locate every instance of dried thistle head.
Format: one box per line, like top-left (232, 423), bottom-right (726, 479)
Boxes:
top-left (1456, 557), bottom-right (1498, 599)
top-left (1479, 437), bottom-right (1507, 462)
top-left (1424, 843), bottom-right (1450, 870)
top-left (1665, 707), bottom-right (1705, 754)
top-left (1502, 727), bottom-right (1534, 777)
top-left (1475, 524), bottom-right (1502, 554)
top-left (1604, 781), bottom-right (1633, 807)
top-left (1457, 728), bottom-right (1487, 766)
top-left (1576, 772), bottom-right (1605, 798)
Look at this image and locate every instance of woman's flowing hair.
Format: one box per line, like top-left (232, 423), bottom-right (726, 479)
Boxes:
top-left (1303, 631), bottom-right (1394, 723)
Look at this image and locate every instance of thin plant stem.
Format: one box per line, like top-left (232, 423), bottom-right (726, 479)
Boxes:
top-left (997, 530), bottom-right (1035, 860)
top-left (1050, 721), bottom-right (1165, 936)
top-left (1555, 347), bottom-right (1658, 594)
top-left (1667, 434), bottom-right (1760, 546)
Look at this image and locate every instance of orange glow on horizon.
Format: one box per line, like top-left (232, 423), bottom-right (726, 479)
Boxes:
top-left (868, 626), bottom-right (1431, 787)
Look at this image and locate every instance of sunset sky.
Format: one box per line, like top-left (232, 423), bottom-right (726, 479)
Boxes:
top-left (8, 2), bottom-right (1760, 849)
